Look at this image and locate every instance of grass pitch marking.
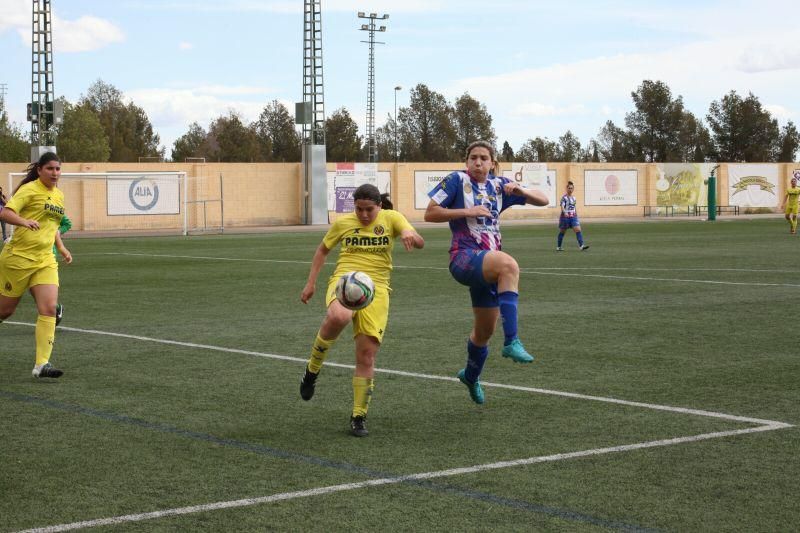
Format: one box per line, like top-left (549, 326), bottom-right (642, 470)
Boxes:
top-left (9, 322), bottom-right (792, 428)
top-left (95, 252), bottom-right (800, 288)
top-left (8, 321), bottom-right (792, 532)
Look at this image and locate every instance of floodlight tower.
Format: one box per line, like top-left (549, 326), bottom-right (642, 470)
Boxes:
top-left (297, 0), bottom-right (328, 224)
top-left (358, 12), bottom-right (388, 163)
top-left (28, 0), bottom-right (63, 162)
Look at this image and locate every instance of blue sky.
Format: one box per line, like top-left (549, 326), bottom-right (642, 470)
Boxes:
top-left (2, 0), bottom-right (799, 157)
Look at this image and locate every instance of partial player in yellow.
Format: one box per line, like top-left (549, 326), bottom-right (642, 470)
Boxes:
top-left (299, 184), bottom-right (424, 437)
top-left (780, 176), bottom-right (800, 234)
top-left (0, 152), bottom-right (72, 378)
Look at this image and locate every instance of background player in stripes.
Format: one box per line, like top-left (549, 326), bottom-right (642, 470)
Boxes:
top-left (557, 180), bottom-right (589, 251)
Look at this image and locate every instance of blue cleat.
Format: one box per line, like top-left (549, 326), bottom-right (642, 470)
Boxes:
top-left (457, 368), bottom-right (485, 404)
top-left (501, 338), bottom-right (534, 363)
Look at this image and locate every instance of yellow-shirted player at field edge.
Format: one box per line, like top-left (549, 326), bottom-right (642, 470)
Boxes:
top-left (780, 177), bottom-right (800, 234)
top-left (299, 183), bottom-right (424, 437)
top-left (0, 152), bottom-right (72, 378)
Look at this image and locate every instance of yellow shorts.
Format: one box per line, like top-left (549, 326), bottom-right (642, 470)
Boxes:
top-left (0, 251), bottom-right (59, 298)
top-left (325, 276), bottom-right (390, 343)
top-left (785, 205), bottom-right (799, 216)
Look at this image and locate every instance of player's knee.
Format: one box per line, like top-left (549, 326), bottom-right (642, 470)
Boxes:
top-left (500, 255), bottom-right (519, 277)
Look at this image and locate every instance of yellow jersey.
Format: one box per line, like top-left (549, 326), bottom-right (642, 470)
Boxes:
top-left (323, 209), bottom-right (415, 288)
top-left (3, 179), bottom-right (65, 263)
top-left (786, 186), bottom-right (800, 206)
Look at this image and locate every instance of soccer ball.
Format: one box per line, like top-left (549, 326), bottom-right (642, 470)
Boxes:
top-left (335, 271), bottom-right (375, 310)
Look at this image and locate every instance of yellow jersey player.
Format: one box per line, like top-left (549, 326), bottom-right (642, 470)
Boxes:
top-left (299, 183), bottom-right (424, 437)
top-left (0, 152), bottom-right (72, 378)
top-left (780, 177), bottom-right (800, 234)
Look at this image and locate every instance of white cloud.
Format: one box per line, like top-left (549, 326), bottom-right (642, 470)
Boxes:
top-left (124, 85), bottom-right (292, 150)
top-left (765, 104), bottom-right (794, 121)
top-left (0, 0), bottom-right (28, 34)
top-left (4, 0), bottom-right (124, 53)
top-left (52, 16), bottom-right (125, 52)
top-left (179, 42), bottom-right (193, 51)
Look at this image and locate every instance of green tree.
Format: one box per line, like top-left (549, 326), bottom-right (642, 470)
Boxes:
top-left (500, 141), bottom-right (514, 162)
top-left (677, 112), bottom-right (713, 163)
top-left (373, 120), bottom-right (395, 162)
top-left (777, 121), bottom-right (800, 162)
top-left (596, 120), bottom-right (636, 162)
top-left (555, 130), bottom-right (582, 162)
top-left (452, 93), bottom-right (495, 158)
top-left (205, 111), bottom-right (261, 162)
top-left (0, 99), bottom-right (29, 162)
top-left (254, 100), bottom-right (301, 162)
top-left (707, 90), bottom-right (780, 162)
top-left (171, 122), bottom-right (210, 162)
top-left (400, 84), bottom-right (456, 161)
top-left (325, 107), bottom-right (361, 162)
top-left (80, 79), bottom-right (163, 162)
top-left (624, 80), bottom-right (686, 162)
top-left (517, 137), bottom-right (558, 162)
top-left (56, 101), bottom-right (110, 162)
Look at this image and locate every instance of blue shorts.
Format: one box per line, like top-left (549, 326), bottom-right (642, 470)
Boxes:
top-left (449, 250), bottom-right (498, 308)
top-left (559, 216), bottom-right (580, 230)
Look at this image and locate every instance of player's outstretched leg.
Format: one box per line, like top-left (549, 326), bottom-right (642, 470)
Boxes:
top-left (497, 292), bottom-right (534, 363)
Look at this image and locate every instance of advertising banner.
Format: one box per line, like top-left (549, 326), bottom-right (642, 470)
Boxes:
top-left (327, 163), bottom-right (390, 212)
top-left (727, 164), bottom-right (779, 207)
top-left (107, 176), bottom-right (180, 215)
top-left (502, 163), bottom-right (557, 209)
top-left (584, 170), bottom-right (638, 205)
top-left (655, 163), bottom-right (712, 207)
top-left (414, 170), bottom-right (453, 209)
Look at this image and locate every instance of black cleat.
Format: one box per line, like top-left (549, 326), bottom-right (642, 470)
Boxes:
top-left (55, 303), bottom-right (63, 326)
top-left (300, 366), bottom-right (318, 401)
top-left (350, 415), bottom-right (368, 437)
top-left (33, 362), bottom-right (63, 379)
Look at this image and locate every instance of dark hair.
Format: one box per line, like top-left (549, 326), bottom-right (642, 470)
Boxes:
top-left (567, 180), bottom-right (574, 186)
top-left (16, 152), bottom-right (60, 194)
top-left (353, 183), bottom-right (393, 210)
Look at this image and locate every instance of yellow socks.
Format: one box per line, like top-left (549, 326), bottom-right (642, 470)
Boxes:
top-left (352, 376), bottom-right (374, 418)
top-left (307, 332), bottom-right (335, 374)
top-left (35, 315), bottom-right (56, 366)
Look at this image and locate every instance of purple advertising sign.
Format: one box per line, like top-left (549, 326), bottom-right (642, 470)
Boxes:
top-left (335, 186), bottom-right (356, 213)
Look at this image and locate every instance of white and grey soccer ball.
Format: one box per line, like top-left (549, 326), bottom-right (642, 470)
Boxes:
top-left (335, 271), bottom-right (375, 310)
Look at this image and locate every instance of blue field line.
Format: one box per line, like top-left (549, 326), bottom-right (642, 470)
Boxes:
top-left (1, 389), bottom-right (659, 532)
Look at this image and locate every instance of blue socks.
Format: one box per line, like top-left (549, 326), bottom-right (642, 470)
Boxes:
top-left (557, 232), bottom-right (564, 247)
top-left (464, 339), bottom-right (489, 383)
top-left (498, 291), bottom-right (519, 345)
top-left (576, 231), bottom-right (584, 246)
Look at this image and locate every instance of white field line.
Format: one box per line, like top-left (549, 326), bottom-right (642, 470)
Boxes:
top-left (16, 425), bottom-right (787, 533)
top-left (93, 252), bottom-right (800, 287)
top-left (8, 321), bottom-right (792, 532)
top-left (8, 322), bottom-right (793, 429)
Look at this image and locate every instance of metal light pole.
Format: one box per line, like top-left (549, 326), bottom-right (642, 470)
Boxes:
top-left (394, 85), bottom-right (401, 162)
top-left (358, 12), bottom-right (388, 163)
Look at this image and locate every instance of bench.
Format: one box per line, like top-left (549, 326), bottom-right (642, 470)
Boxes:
top-left (693, 205), bottom-right (739, 216)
